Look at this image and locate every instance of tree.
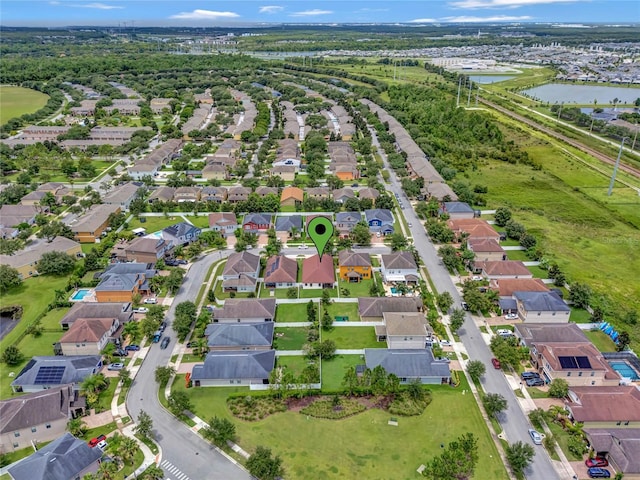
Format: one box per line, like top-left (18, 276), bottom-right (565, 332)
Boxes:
top-left (37, 251), bottom-right (76, 275)
top-left (449, 308), bottom-right (465, 332)
top-left (494, 207), bottom-right (512, 227)
top-left (505, 220), bottom-right (526, 240)
top-left (167, 391), bottom-right (193, 416)
top-left (119, 436), bottom-right (138, 465)
top-left (202, 416), bottom-right (236, 447)
top-left (155, 366), bottom-right (175, 385)
top-left (321, 310), bottom-right (333, 330)
top-left (569, 282), bottom-right (592, 309)
top-left (617, 331), bottom-right (631, 352)
top-left (436, 292), bottom-right (454, 313)
top-left (246, 446), bottom-right (285, 480)
top-left (390, 233), bottom-right (408, 251)
top-left (482, 393), bottom-right (508, 418)
top-left (67, 417), bottom-right (87, 437)
top-left (342, 366), bottom-right (359, 395)
top-left (505, 441), bottom-right (535, 476)
top-left (422, 433), bottom-right (478, 480)
top-left (134, 410), bottom-right (154, 439)
top-left (350, 220), bottom-right (372, 246)
top-left (467, 360), bottom-right (486, 382)
top-left (0, 265), bottom-right (22, 293)
top-left (165, 268), bottom-right (185, 294)
top-left (2, 345), bottom-right (24, 366)
top-left (548, 378), bottom-right (569, 398)
top-left (140, 464), bottom-right (165, 480)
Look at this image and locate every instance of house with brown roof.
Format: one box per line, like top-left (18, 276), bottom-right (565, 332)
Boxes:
top-left (263, 255), bottom-right (297, 289)
top-left (270, 165), bottom-right (296, 182)
top-left (111, 236), bottom-right (171, 264)
top-left (381, 251), bottom-right (419, 284)
top-left (208, 212), bottom-right (238, 237)
top-left (71, 204), bottom-right (120, 243)
top-left (212, 299), bottom-right (276, 323)
top-left (358, 188), bottom-right (380, 201)
top-left (358, 297), bottom-right (423, 322)
top-left (490, 278), bottom-right (549, 297)
top-left (255, 186), bottom-right (278, 198)
top-left (201, 186), bottom-right (227, 203)
top-left (0, 204), bottom-right (39, 227)
top-left (448, 219), bottom-right (500, 242)
top-left (174, 186), bottom-right (201, 203)
top-left (332, 188), bottom-right (355, 204)
top-left (468, 238), bottom-right (506, 262)
top-left (566, 386), bottom-right (640, 428)
top-left (227, 186), bottom-right (251, 203)
top-left (280, 186), bottom-right (303, 207)
top-left (585, 428), bottom-right (640, 479)
top-left (338, 250), bottom-right (371, 283)
top-left (147, 186), bottom-right (175, 204)
top-left (306, 187), bottom-right (330, 200)
top-left (530, 342), bottom-right (620, 386)
top-left (0, 236), bottom-right (82, 279)
top-left (60, 302), bottom-right (132, 330)
top-left (475, 260), bottom-right (532, 279)
top-left (102, 182), bottom-right (141, 211)
top-left (58, 317), bottom-right (123, 356)
top-left (222, 251), bottom-right (260, 293)
top-left (202, 163), bottom-right (229, 180)
top-left (375, 312), bottom-right (434, 349)
top-left (302, 254), bottom-right (336, 289)
top-left (20, 190), bottom-right (50, 206)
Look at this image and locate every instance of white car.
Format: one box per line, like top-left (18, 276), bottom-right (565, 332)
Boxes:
top-left (528, 429), bottom-right (543, 445)
top-left (298, 244), bottom-right (309, 249)
top-left (439, 339), bottom-right (452, 347)
top-left (143, 297), bottom-right (157, 304)
top-left (505, 313), bottom-right (518, 320)
top-left (472, 275), bottom-right (483, 281)
top-left (133, 307), bottom-right (149, 314)
top-left (97, 439), bottom-right (108, 450)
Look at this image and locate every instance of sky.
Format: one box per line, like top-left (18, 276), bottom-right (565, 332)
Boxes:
top-left (0, 0), bottom-right (638, 27)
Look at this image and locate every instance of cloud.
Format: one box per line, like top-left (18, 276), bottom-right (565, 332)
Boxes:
top-left (356, 8), bottom-right (390, 12)
top-left (170, 9), bottom-right (240, 20)
top-left (449, 0), bottom-right (580, 9)
top-left (408, 18), bottom-right (438, 23)
top-left (442, 14), bottom-right (532, 21)
top-left (259, 5), bottom-right (283, 14)
top-left (290, 9), bottom-right (333, 17)
top-left (49, 1), bottom-right (60, 5)
top-left (74, 2), bottom-right (124, 9)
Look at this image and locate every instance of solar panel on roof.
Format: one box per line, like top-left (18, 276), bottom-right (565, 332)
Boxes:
top-left (576, 356), bottom-right (592, 369)
top-left (558, 356), bottom-right (578, 369)
top-left (34, 366), bottom-right (66, 384)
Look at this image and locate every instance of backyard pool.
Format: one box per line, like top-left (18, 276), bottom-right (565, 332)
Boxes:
top-left (71, 288), bottom-right (92, 302)
top-left (390, 287), bottom-right (399, 294)
top-left (609, 361), bottom-right (640, 380)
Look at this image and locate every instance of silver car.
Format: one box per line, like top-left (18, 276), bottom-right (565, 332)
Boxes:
top-left (528, 428), bottom-right (543, 445)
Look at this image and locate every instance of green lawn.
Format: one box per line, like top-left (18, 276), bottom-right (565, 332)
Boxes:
top-left (40, 308), bottom-right (69, 329)
top-left (184, 215), bottom-right (210, 228)
top-left (547, 421), bottom-right (584, 462)
top-left (570, 308), bottom-right (592, 323)
top-left (337, 278), bottom-right (374, 298)
top-left (0, 86), bottom-right (49, 125)
top-left (276, 356), bottom-right (313, 377)
top-left (259, 287), bottom-right (294, 299)
top-left (300, 288), bottom-right (338, 299)
top-left (321, 354), bottom-right (363, 390)
top-left (277, 303), bottom-right (314, 323)
top-left (274, 327), bottom-right (309, 351)
top-left (322, 326), bottom-right (382, 349)
top-left (527, 265), bottom-right (549, 279)
top-left (505, 249), bottom-right (529, 261)
top-left (128, 216), bottom-right (186, 234)
top-left (584, 330), bottom-right (617, 352)
top-left (322, 302), bottom-right (360, 322)
top-left (174, 373), bottom-right (508, 480)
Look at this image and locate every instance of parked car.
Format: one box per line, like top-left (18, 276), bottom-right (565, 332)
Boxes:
top-left (133, 307), bottom-right (149, 314)
top-left (113, 349), bottom-right (128, 357)
top-left (107, 363), bottom-right (124, 371)
top-left (496, 329), bottom-right (512, 336)
top-left (143, 297), bottom-right (157, 304)
top-left (521, 371), bottom-right (541, 380)
top-left (472, 275), bottom-right (483, 281)
top-left (587, 467), bottom-right (611, 478)
top-left (176, 259), bottom-right (188, 265)
top-left (505, 313), bottom-right (519, 320)
top-left (88, 435), bottom-right (106, 447)
top-left (124, 344), bottom-right (140, 352)
top-left (461, 302), bottom-right (470, 311)
top-left (586, 457), bottom-right (609, 468)
top-left (165, 260), bottom-right (179, 266)
top-left (298, 244), bottom-right (309, 249)
top-left (159, 321), bottom-right (167, 332)
top-left (528, 429), bottom-right (543, 445)
top-left (491, 358), bottom-right (501, 369)
top-left (97, 439), bottom-right (108, 450)
top-left (526, 377), bottom-right (545, 387)
top-left (160, 336), bottom-right (170, 349)
top-left (440, 340), bottom-right (452, 347)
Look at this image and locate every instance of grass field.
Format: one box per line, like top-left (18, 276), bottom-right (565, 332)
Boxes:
top-left (276, 355), bottom-right (312, 377)
top-left (322, 302), bottom-right (359, 322)
top-left (128, 215), bottom-right (187, 234)
top-left (277, 303), bottom-right (313, 323)
top-left (0, 86), bottom-right (49, 125)
top-left (174, 373), bottom-right (508, 480)
top-left (274, 327), bottom-right (308, 350)
top-left (322, 326), bottom-right (382, 349)
top-left (321, 354), bottom-right (363, 390)
top-left (337, 278), bottom-right (374, 298)
top-left (584, 330), bottom-right (617, 352)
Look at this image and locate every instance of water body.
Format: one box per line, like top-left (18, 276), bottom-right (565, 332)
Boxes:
top-left (522, 83), bottom-right (640, 104)
top-left (468, 75), bottom-right (516, 84)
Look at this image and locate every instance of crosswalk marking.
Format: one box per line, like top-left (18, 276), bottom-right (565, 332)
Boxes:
top-left (160, 460), bottom-right (190, 480)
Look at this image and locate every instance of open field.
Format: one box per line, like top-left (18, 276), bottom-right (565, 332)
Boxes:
top-left (128, 215), bottom-right (188, 233)
top-left (274, 327), bottom-right (308, 350)
top-left (322, 326), bottom-right (381, 349)
top-left (173, 374), bottom-right (508, 480)
top-left (322, 302), bottom-right (359, 323)
top-left (277, 303), bottom-right (313, 323)
top-left (584, 330), bottom-right (618, 352)
top-left (0, 86), bottom-right (49, 125)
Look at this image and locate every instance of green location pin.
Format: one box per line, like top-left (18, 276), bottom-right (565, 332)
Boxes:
top-left (308, 216), bottom-right (334, 260)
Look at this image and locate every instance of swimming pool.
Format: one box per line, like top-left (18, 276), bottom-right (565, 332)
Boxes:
top-left (609, 361), bottom-right (640, 380)
top-left (390, 287), bottom-right (398, 294)
top-left (71, 289), bottom-right (91, 301)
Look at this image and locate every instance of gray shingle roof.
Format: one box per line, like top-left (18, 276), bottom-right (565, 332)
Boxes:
top-left (364, 209), bottom-right (393, 224)
top-left (381, 251), bottom-right (417, 270)
top-left (0, 385), bottom-right (72, 433)
top-left (243, 213), bottom-right (272, 226)
top-left (514, 323), bottom-right (587, 346)
top-left (338, 250), bottom-right (371, 268)
top-left (275, 215), bottom-right (302, 232)
top-left (213, 299), bottom-right (276, 320)
top-left (514, 291), bottom-right (570, 312)
top-left (163, 222), bottom-right (201, 238)
top-left (335, 212), bottom-right (361, 223)
top-left (11, 356), bottom-right (102, 389)
top-left (204, 322), bottom-right (274, 347)
top-left (191, 350), bottom-right (275, 380)
top-left (364, 349), bottom-right (450, 379)
top-left (358, 297), bottom-right (422, 318)
top-left (223, 251), bottom-right (260, 276)
top-left (60, 302), bottom-right (132, 327)
top-left (8, 432), bottom-right (102, 480)
top-left (443, 202), bottom-right (474, 214)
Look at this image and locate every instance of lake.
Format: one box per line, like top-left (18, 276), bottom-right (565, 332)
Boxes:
top-left (468, 75), bottom-right (516, 84)
top-left (522, 83), bottom-right (640, 105)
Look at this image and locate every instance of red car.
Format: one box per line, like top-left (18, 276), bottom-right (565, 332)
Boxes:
top-left (88, 434), bottom-right (106, 448)
top-left (491, 358), bottom-right (501, 369)
top-left (586, 457), bottom-right (609, 468)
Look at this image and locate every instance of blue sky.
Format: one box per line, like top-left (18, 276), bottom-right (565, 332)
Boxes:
top-left (1, 0), bottom-right (638, 26)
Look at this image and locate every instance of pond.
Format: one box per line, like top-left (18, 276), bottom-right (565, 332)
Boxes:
top-left (468, 75), bottom-right (516, 84)
top-left (522, 83), bottom-right (640, 105)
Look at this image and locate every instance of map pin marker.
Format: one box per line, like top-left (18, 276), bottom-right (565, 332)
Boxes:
top-left (308, 216), bottom-right (334, 261)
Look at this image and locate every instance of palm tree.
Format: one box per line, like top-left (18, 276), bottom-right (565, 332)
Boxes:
top-left (81, 373), bottom-right (107, 396)
top-left (141, 464), bottom-right (164, 480)
top-left (191, 338), bottom-right (209, 358)
top-left (67, 417), bottom-right (87, 437)
top-left (119, 437), bottom-right (138, 465)
top-left (122, 321), bottom-right (139, 342)
top-left (96, 459), bottom-right (119, 480)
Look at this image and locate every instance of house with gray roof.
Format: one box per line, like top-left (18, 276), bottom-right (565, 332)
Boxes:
top-left (381, 251), bottom-right (419, 284)
top-left (94, 262), bottom-right (155, 302)
top-left (358, 297), bottom-right (423, 322)
top-left (514, 323), bottom-right (587, 348)
top-left (102, 182), bottom-right (141, 211)
top-left (439, 201), bottom-right (475, 219)
top-left (147, 186), bottom-right (175, 204)
top-left (11, 356), bottom-right (102, 393)
top-left (332, 188), bottom-right (355, 204)
top-left (375, 312), bottom-right (434, 349)
top-left (242, 213), bottom-right (272, 232)
top-left (162, 222), bottom-right (201, 247)
top-left (204, 322), bottom-right (274, 351)
top-left (191, 350), bottom-right (276, 387)
top-left (513, 291), bottom-right (571, 323)
top-left (0, 205), bottom-right (39, 227)
top-left (364, 349), bottom-right (451, 385)
top-left (364, 209), bottom-right (394, 235)
top-left (222, 251), bottom-right (260, 293)
top-left (585, 428), bottom-right (640, 478)
top-left (8, 432), bottom-right (102, 480)
top-left (335, 212), bottom-right (361, 236)
top-left (212, 299), bottom-right (276, 323)
top-left (275, 215), bottom-right (302, 234)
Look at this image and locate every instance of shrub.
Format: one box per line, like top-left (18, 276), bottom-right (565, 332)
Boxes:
top-left (300, 397), bottom-right (366, 419)
top-left (388, 390), bottom-right (432, 416)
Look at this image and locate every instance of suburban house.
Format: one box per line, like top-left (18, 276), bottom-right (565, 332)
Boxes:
top-left (11, 356), bottom-right (102, 393)
top-left (191, 350), bottom-right (276, 387)
top-left (439, 201), bottom-right (475, 219)
top-left (202, 164), bottom-right (229, 181)
top-left (264, 255), bottom-right (298, 289)
top-left (57, 317), bottom-right (123, 356)
top-left (566, 386), bottom-right (640, 428)
top-left (335, 212), bottom-right (362, 236)
top-left (280, 186), bottom-right (304, 207)
top-left (375, 312), bottom-right (435, 349)
top-left (0, 205), bottom-right (39, 227)
top-left (302, 254), bottom-right (336, 289)
top-left (448, 219), bottom-right (500, 243)
top-left (514, 322), bottom-right (588, 348)
top-left (71, 204), bottom-right (121, 243)
top-left (94, 262), bottom-right (156, 302)
top-left (585, 428), bottom-right (640, 479)
top-left (423, 182), bottom-right (458, 202)
top-left (332, 188), bottom-right (355, 204)
top-left (242, 213), bottom-right (273, 233)
top-left (162, 222), bottom-right (201, 247)
top-left (127, 162), bottom-right (159, 180)
top-left (0, 385), bottom-right (80, 453)
top-left (364, 209), bottom-right (394, 235)
top-left (529, 342), bottom-right (620, 386)
top-left (475, 260), bottom-right (533, 280)
top-left (270, 164), bottom-right (297, 182)
top-left (358, 297), bottom-right (423, 323)
top-left (173, 186), bottom-right (201, 203)
top-left (380, 251), bottom-right (419, 284)
top-left (338, 250), bottom-right (371, 283)
top-left (212, 299), bottom-right (276, 323)
top-left (222, 251), bottom-right (261, 293)
top-left (147, 186), bottom-right (175, 204)
top-left (490, 278), bottom-right (549, 297)
top-left (201, 186), bottom-right (228, 203)
top-left (467, 238), bottom-right (506, 262)
top-left (19, 190), bottom-right (49, 206)
top-left (364, 349), bottom-right (451, 385)
top-left (0, 236), bottom-right (82, 279)
top-left (255, 186), bottom-right (278, 198)
top-left (204, 322), bottom-right (274, 351)
top-left (227, 186), bottom-right (251, 203)
top-left (60, 302), bottom-right (132, 331)
top-left (275, 215), bottom-right (302, 235)
top-left (513, 291), bottom-right (571, 322)
top-left (306, 187), bottom-right (330, 200)
top-left (111, 236), bottom-right (171, 264)
top-left (102, 182), bottom-right (141, 211)
top-left (8, 433), bottom-right (103, 480)
top-left (358, 188), bottom-right (380, 201)
top-left (208, 212), bottom-right (239, 237)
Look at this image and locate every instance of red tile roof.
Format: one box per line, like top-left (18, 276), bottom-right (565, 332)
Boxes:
top-left (302, 254), bottom-right (335, 284)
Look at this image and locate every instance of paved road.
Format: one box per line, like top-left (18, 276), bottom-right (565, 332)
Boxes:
top-left (126, 249), bottom-right (251, 480)
top-left (370, 127), bottom-right (559, 480)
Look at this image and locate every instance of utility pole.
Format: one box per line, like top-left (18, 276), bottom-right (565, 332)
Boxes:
top-left (607, 137), bottom-right (628, 196)
top-left (456, 77), bottom-right (462, 108)
top-left (467, 79), bottom-right (472, 107)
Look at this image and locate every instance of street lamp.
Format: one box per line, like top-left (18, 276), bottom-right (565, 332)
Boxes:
top-left (607, 137), bottom-right (628, 196)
